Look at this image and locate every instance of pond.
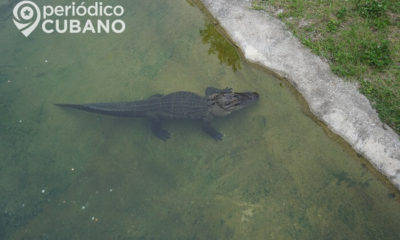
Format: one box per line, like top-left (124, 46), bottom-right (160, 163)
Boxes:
top-left (1, 0), bottom-right (400, 239)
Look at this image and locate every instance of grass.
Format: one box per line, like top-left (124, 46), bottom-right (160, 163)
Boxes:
top-left (252, 0), bottom-right (400, 133)
top-left (252, 0), bottom-right (268, 11)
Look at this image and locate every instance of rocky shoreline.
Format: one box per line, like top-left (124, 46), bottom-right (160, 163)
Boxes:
top-left (199, 0), bottom-right (400, 190)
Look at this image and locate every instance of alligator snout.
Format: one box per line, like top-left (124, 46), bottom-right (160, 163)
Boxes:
top-left (235, 92), bottom-right (259, 106)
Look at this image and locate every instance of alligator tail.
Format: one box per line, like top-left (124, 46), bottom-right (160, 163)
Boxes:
top-left (54, 103), bottom-right (144, 117)
top-left (55, 103), bottom-right (94, 111)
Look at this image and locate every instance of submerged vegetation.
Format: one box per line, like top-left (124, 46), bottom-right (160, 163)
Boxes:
top-left (200, 23), bottom-right (241, 71)
top-left (252, 0), bottom-right (400, 132)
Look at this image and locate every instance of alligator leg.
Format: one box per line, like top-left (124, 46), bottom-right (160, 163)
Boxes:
top-left (147, 114), bottom-right (170, 141)
top-left (205, 87), bottom-right (233, 96)
top-left (201, 121), bottom-right (223, 141)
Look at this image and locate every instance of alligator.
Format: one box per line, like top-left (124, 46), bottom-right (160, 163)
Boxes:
top-left (55, 87), bottom-right (259, 141)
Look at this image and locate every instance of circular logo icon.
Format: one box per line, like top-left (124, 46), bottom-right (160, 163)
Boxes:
top-left (13, 1), bottom-right (41, 37)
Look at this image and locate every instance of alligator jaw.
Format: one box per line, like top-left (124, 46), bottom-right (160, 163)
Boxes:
top-left (208, 91), bottom-right (259, 117)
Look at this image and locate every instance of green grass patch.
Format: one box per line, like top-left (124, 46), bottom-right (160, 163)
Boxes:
top-left (360, 79), bottom-right (400, 128)
top-left (336, 7), bottom-right (348, 20)
top-left (251, 0), bottom-right (268, 11)
top-left (326, 19), bottom-right (341, 32)
top-left (356, 0), bottom-right (388, 19)
top-left (262, 0), bottom-right (400, 133)
top-left (360, 40), bottom-right (392, 68)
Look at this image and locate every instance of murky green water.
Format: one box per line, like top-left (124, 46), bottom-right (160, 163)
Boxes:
top-left (1, 0), bottom-right (400, 239)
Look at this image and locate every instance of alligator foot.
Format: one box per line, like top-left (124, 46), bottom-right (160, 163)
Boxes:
top-left (205, 87), bottom-right (232, 96)
top-left (150, 121), bottom-right (170, 141)
top-left (202, 121), bottom-right (223, 141)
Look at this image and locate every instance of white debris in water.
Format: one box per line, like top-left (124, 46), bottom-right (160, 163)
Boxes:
top-left (21, 203), bottom-right (25, 207)
top-left (7, 80), bottom-right (11, 83)
top-left (71, 168), bottom-right (75, 171)
top-left (41, 189), bottom-right (46, 194)
top-left (44, 59), bottom-right (48, 63)
top-left (81, 205), bottom-right (86, 210)
top-left (109, 188), bottom-right (113, 192)
top-left (18, 120), bottom-right (22, 123)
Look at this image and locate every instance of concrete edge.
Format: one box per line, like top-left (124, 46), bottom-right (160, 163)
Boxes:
top-left (199, 0), bottom-right (400, 190)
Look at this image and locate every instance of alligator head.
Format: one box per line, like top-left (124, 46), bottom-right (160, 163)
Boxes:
top-left (208, 91), bottom-right (259, 117)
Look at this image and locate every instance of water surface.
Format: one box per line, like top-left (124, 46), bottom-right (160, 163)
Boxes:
top-left (1, 0), bottom-right (400, 239)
